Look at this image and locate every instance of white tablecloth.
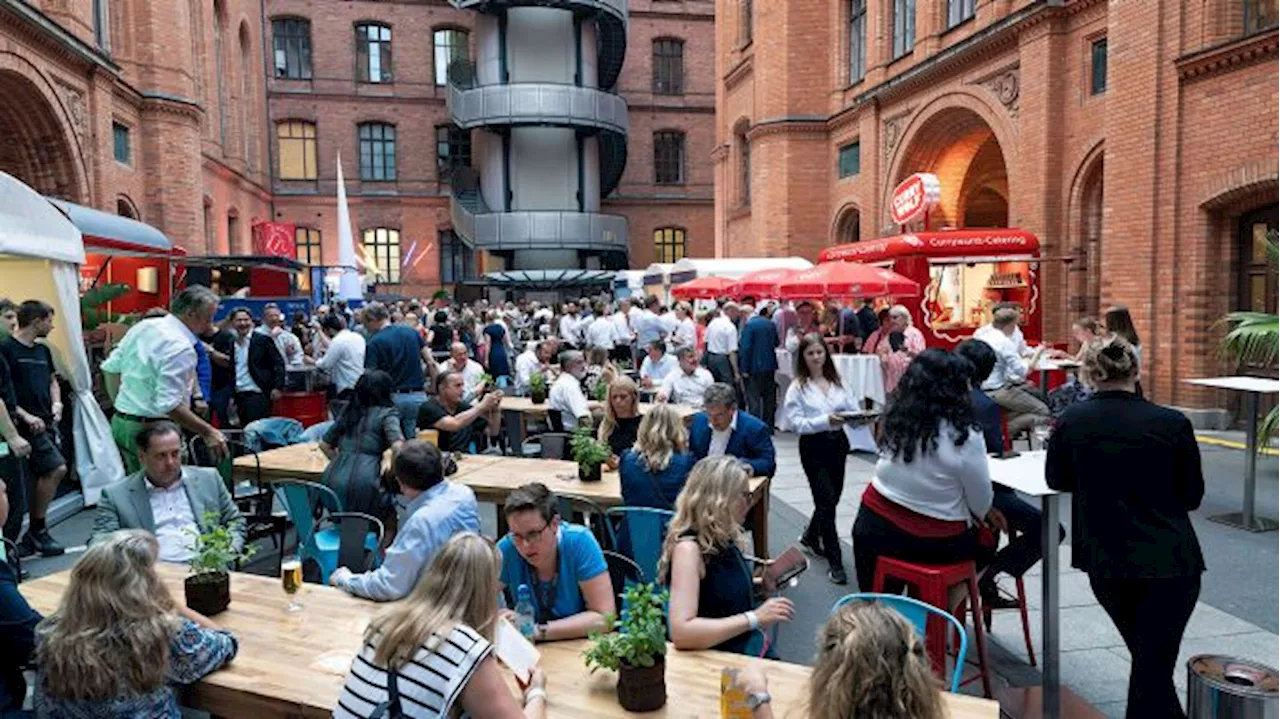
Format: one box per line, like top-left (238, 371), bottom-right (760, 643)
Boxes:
top-left (774, 350), bottom-right (886, 451)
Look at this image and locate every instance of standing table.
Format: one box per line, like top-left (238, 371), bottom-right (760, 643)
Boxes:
top-left (1033, 358), bottom-right (1081, 395)
top-left (1185, 376), bottom-right (1280, 532)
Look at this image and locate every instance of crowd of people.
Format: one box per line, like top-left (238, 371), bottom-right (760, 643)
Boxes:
top-left (0, 281), bottom-right (1198, 718)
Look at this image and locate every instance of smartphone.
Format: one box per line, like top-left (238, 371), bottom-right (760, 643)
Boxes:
top-left (766, 546), bottom-right (809, 587)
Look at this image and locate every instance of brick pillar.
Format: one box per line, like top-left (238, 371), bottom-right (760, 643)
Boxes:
top-left (139, 101), bottom-right (205, 253)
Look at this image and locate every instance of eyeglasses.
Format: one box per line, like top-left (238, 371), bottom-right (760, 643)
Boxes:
top-left (509, 521), bottom-right (551, 546)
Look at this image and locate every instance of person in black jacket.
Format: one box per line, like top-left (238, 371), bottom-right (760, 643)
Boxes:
top-left (214, 308), bottom-right (285, 427)
top-left (1046, 336), bottom-right (1204, 719)
top-left (0, 479), bottom-right (42, 715)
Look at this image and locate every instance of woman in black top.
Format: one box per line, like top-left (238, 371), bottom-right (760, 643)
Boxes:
top-left (1047, 336), bottom-right (1204, 719)
top-left (428, 311), bottom-right (453, 357)
top-left (598, 377), bottom-right (642, 462)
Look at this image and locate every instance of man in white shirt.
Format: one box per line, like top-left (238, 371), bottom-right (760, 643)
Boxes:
top-left (704, 303), bottom-right (741, 389)
top-left (443, 342), bottom-right (487, 402)
top-left (514, 339), bottom-right (558, 395)
top-left (559, 302), bottom-right (584, 349)
top-left (261, 303), bottom-right (305, 369)
top-left (639, 340), bottom-right (679, 387)
top-left (659, 346), bottom-right (714, 408)
top-left (974, 309), bottom-right (1048, 436)
top-left (549, 350), bottom-right (592, 430)
top-left (315, 313), bottom-right (366, 405)
top-left (634, 295), bottom-right (667, 346)
top-left (672, 303), bottom-right (697, 349)
top-left (610, 299), bottom-right (635, 364)
top-left (584, 301), bottom-right (617, 351)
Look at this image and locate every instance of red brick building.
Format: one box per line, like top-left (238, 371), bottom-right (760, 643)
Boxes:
top-left (713, 0), bottom-right (1278, 416)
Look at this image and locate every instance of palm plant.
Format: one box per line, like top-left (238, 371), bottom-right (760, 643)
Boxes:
top-left (1218, 231), bottom-right (1278, 451)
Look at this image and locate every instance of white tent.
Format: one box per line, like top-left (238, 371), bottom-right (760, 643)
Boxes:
top-left (0, 172), bottom-right (124, 505)
top-left (667, 257), bottom-right (814, 284)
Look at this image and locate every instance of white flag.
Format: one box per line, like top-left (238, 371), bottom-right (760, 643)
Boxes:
top-left (335, 152), bottom-right (363, 301)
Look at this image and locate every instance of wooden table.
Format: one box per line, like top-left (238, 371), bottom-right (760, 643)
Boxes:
top-left (499, 396), bottom-right (698, 421)
top-left (234, 447), bottom-right (773, 558)
top-left (1185, 376), bottom-right (1280, 532)
top-left (20, 566), bottom-right (999, 719)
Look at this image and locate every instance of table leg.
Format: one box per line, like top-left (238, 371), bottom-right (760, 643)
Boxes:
top-left (749, 478), bottom-right (772, 559)
top-left (1041, 493), bottom-right (1060, 719)
top-left (1039, 369), bottom-right (1049, 396)
top-left (1208, 391), bottom-right (1278, 532)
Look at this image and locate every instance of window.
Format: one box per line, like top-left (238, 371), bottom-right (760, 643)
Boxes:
top-left (739, 0), bottom-right (753, 46)
top-left (295, 227), bottom-right (320, 291)
top-left (738, 131), bottom-right (751, 206)
top-left (112, 122), bottom-right (131, 164)
top-left (838, 142), bottom-right (860, 178)
top-left (1090, 38), bottom-right (1108, 95)
top-left (436, 125), bottom-right (472, 181)
top-left (892, 0), bottom-right (915, 59)
top-left (654, 131), bottom-right (685, 185)
top-left (276, 121), bottom-right (317, 180)
top-left (362, 227), bottom-right (400, 283)
top-left (849, 0), bottom-right (866, 83)
top-left (654, 228), bottom-right (686, 263)
top-left (652, 39), bottom-right (684, 94)
top-left (93, 0), bottom-right (109, 50)
top-left (1245, 0), bottom-right (1278, 33)
top-left (356, 23), bottom-right (393, 83)
top-left (947, 0), bottom-right (974, 29)
top-left (433, 29), bottom-right (470, 87)
top-left (439, 230), bottom-right (474, 283)
top-left (272, 18), bottom-right (312, 79)
top-left (358, 123), bottom-right (396, 181)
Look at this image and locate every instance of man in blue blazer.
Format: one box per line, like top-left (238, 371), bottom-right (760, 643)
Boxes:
top-left (738, 304), bottom-right (780, 430)
top-left (688, 383), bottom-right (776, 478)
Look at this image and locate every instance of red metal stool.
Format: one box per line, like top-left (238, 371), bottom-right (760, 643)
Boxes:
top-left (979, 575), bottom-right (1036, 666)
top-left (873, 557), bottom-right (993, 697)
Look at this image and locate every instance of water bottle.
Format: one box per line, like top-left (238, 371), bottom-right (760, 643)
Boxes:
top-left (513, 584), bottom-right (536, 640)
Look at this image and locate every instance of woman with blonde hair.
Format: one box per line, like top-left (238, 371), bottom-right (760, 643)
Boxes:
top-left (729, 600), bottom-right (945, 719)
top-left (619, 403), bottom-right (695, 508)
top-left (598, 376), bottom-right (642, 463)
top-left (335, 532), bottom-right (548, 719)
top-left (34, 530), bottom-right (238, 717)
top-left (660, 456), bottom-right (794, 655)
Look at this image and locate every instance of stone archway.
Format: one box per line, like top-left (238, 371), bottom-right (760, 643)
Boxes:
top-left (0, 67), bottom-right (86, 202)
top-left (833, 204), bottom-right (861, 243)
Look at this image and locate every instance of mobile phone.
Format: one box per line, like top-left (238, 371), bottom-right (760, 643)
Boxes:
top-left (766, 546), bottom-right (809, 587)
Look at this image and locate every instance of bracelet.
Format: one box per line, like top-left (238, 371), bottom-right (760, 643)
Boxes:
top-left (745, 610), bottom-right (760, 631)
top-left (524, 687), bottom-right (547, 706)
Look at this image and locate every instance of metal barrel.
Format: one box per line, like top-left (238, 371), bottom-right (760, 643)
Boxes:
top-left (1187, 655), bottom-right (1278, 719)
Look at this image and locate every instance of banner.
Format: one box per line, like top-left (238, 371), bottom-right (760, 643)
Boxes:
top-left (252, 221), bottom-right (297, 258)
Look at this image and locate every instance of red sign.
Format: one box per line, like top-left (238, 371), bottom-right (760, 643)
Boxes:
top-left (252, 221), bottom-right (297, 258)
top-left (889, 173), bottom-right (942, 225)
top-left (818, 229), bottom-right (1040, 263)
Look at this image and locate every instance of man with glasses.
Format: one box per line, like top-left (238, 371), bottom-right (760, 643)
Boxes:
top-left (496, 482), bottom-right (614, 642)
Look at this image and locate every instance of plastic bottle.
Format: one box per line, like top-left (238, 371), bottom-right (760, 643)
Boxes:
top-left (514, 584), bottom-right (536, 640)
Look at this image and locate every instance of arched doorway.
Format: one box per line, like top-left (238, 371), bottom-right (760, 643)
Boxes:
top-left (835, 206), bottom-right (861, 243)
top-left (0, 70), bottom-right (83, 201)
top-left (1069, 151), bottom-right (1104, 318)
top-left (890, 107), bottom-right (1009, 230)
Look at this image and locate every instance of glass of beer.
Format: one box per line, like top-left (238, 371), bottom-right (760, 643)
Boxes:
top-left (281, 555), bottom-right (303, 612)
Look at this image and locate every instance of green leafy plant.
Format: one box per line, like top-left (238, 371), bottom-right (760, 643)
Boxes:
top-left (592, 378), bottom-right (609, 401)
top-left (1216, 230), bottom-right (1278, 452)
top-left (528, 371), bottom-right (548, 395)
top-left (478, 372), bottom-right (495, 390)
top-left (582, 583), bottom-right (670, 672)
top-left (186, 511), bottom-right (257, 579)
top-left (80, 282), bottom-right (139, 331)
top-left (571, 425), bottom-right (610, 469)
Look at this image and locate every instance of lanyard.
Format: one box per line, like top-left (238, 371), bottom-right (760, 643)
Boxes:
top-left (524, 531), bottom-right (560, 624)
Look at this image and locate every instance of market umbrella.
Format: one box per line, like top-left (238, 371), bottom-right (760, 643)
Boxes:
top-left (726, 267), bottom-right (803, 299)
top-left (670, 276), bottom-right (733, 300)
top-left (776, 261), bottom-right (919, 300)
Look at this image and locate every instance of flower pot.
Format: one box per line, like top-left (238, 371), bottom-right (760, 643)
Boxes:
top-left (530, 390), bottom-right (547, 405)
top-left (617, 658), bottom-right (666, 712)
top-left (185, 572), bottom-right (231, 616)
top-left (579, 462), bottom-right (602, 482)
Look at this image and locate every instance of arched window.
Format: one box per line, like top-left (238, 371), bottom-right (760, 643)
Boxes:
top-left (272, 17), bottom-right (312, 79)
top-left (836, 208), bottom-right (860, 243)
top-left (736, 125), bottom-right (751, 207)
top-left (739, 0), bottom-right (753, 46)
top-left (213, 0), bottom-right (228, 147)
top-left (239, 22), bottom-right (255, 168)
top-left (433, 28), bottom-right (470, 87)
top-left (654, 131), bottom-right (685, 185)
top-left (654, 227), bottom-right (686, 263)
top-left (358, 123), bottom-right (396, 181)
top-left (116, 196), bottom-right (139, 220)
top-left (277, 121), bottom-right (317, 179)
top-left (227, 209), bottom-right (241, 254)
top-left (849, 0), bottom-right (866, 83)
top-left (362, 227), bottom-right (401, 283)
top-left (356, 23), bottom-right (393, 83)
top-left (652, 38), bottom-right (684, 94)
top-left (891, 0), bottom-right (915, 59)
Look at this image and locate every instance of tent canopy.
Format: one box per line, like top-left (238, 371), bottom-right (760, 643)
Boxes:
top-left (668, 257), bottom-right (813, 284)
top-left (642, 262), bottom-right (676, 286)
top-left (46, 197), bottom-right (179, 258)
top-left (467, 269), bottom-right (617, 291)
top-left (0, 173), bottom-right (83, 264)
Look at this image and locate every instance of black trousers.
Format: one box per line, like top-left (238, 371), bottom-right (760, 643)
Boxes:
top-left (0, 454), bottom-right (28, 542)
top-left (234, 391), bottom-right (273, 427)
top-left (986, 487), bottom-right (1066, 583)
top-left (1089, 574), bottom-right (1199, 719)
top-left (743, 373), bottom-right (777, 429)
top-left (851, 504), bottom-right (995, 592)
top-left (799, 430), bottom-right (850, 564)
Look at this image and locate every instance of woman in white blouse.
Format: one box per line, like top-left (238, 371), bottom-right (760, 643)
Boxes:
top-left (784, 333), bottom-right (858, 585)
top-left (851, 348), bottom-right (1002, 593)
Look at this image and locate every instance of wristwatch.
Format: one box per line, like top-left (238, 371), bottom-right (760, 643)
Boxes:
top-left (746, 692), bottom-right (772, 711)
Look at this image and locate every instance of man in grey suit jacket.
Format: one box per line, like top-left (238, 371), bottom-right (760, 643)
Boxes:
top-left (93, 421), bottom-right (244, 562)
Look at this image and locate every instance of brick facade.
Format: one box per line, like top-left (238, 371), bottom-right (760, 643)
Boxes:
top-left (713, 0), bottom-right (1278, 412)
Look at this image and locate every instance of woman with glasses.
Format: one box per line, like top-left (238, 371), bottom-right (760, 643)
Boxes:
top-left (659, 456), bottom-right (795, 656)
top-left (496, 483), bottom-right (614, 642)
top-left (334, 532), bottom-right (549, 719)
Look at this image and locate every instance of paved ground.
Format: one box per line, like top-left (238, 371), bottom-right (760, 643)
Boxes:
top-left (17, 430), bottom-right (1278, 715)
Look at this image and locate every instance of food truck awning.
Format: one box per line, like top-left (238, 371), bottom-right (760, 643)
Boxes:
top-left (668, 257), bottom-right (814, 284)
top-left (181, 255), bottom-right (308, 274)
top-left (45, 198), bottom-right (181, 258)
top-left (818, 229), bottom-right (1040, 264)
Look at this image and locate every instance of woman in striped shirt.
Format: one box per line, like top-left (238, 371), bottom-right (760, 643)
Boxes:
top-left (335, 533), bottom-right (548, 719)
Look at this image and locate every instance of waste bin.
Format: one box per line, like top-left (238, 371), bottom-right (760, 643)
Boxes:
top-left (1188, 655), bottom-right (1278, 719)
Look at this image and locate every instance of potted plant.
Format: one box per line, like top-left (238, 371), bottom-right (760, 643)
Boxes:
top-left (184, 511), bottom-right (256, 616)
top-left (529, 371), bottom-right (548, 404)
top-left (583, 583), bottom-right (670, 712)
top-left (592, 378), bottom-right (609, 402)
top-left (571, 425), bottom-right (610, 482)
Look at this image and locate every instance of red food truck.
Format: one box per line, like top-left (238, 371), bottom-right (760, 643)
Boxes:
top-left (818, 228), bottom-right (1043, 349)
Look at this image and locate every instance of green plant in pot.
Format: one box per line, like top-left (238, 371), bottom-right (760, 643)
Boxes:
top-left (583, 582), bottom-right (670, 712)
top-left (571, 425), bottom-right (610, 482)
top-left (528, 372), bottom-right (549, 404)
top-left (592, 378), bottom-right (609, 402)
top-left (184, 511), bottom-right (256, 616)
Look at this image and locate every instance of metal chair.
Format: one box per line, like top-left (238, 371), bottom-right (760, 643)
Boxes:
top-left (602, 549), bottom-right (644, 600)
top-left (189, 435), bottom-right (289, 568)
top-left (273, 480), bottom-right (381, 584)
top-left (332, 511), bottom-right (386, 573)
top-left (501, 409), bottom-right (539, 458)
top-left (557, 493), bottom-right (610, 546)
top-left (536, 432), bottom-right (572, 460)
top-left (604, 507), bottom-right (675, 583)
top-left (831, 592), bottom-right (969, 693)
top-left (1, 537), bottom-right (20, 582)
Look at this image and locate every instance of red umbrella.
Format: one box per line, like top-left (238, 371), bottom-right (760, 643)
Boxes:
top-left (726, 267), bottom-right (803, 299)
top-left (777, 262), bottom-right (919, 300)
top-left (670, 276), bottom-right (733, 300)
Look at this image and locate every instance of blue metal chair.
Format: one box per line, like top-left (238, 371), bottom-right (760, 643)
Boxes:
top-left (831, 592), bottom-right (968, 693)
top-left (274, 480), bottom-right (381, 584)
top-left (604, 507), bottom-right (674, 583)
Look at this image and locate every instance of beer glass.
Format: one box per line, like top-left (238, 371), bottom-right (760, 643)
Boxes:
top-left (281, 555), bottom-right (303, 612)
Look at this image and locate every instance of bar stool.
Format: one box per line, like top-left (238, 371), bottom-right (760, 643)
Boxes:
top-left (872, 557), bottom-right (993, 697)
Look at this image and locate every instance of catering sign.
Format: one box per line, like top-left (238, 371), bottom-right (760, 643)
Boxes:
top-left (889, 173), bottom-right (942, 225)
top-left (817, 229), bottom-right (1041, 263)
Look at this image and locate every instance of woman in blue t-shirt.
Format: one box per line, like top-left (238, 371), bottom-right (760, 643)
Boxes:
top-left (497, 483), bottom-right (615, 642)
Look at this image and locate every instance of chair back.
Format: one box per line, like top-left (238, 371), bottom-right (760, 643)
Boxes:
top-left (299, 421), bottom-right (334, 444)
top-left (1, 537), bottom-right (19, 581)
top-left (604, 506), bottom-right (674, 583)
top-left (602, 549), bottom-right (643, 601)
top-left (331, 511), bottom-right (385, 572)
top-left (557, 493), bottom-right (609, 545)
top-left (243, 417), bottom-right (305, 452)
top-left (537, 432), bottom-right (572, 460)
top-left (830, 592), bottom-right (968, 693)
top-left (190, 436), bottom-right (258, 496)
top-left (274, 479), bottom-right (343, 553)
top-left (547, 409), bottom-right (566, 433)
